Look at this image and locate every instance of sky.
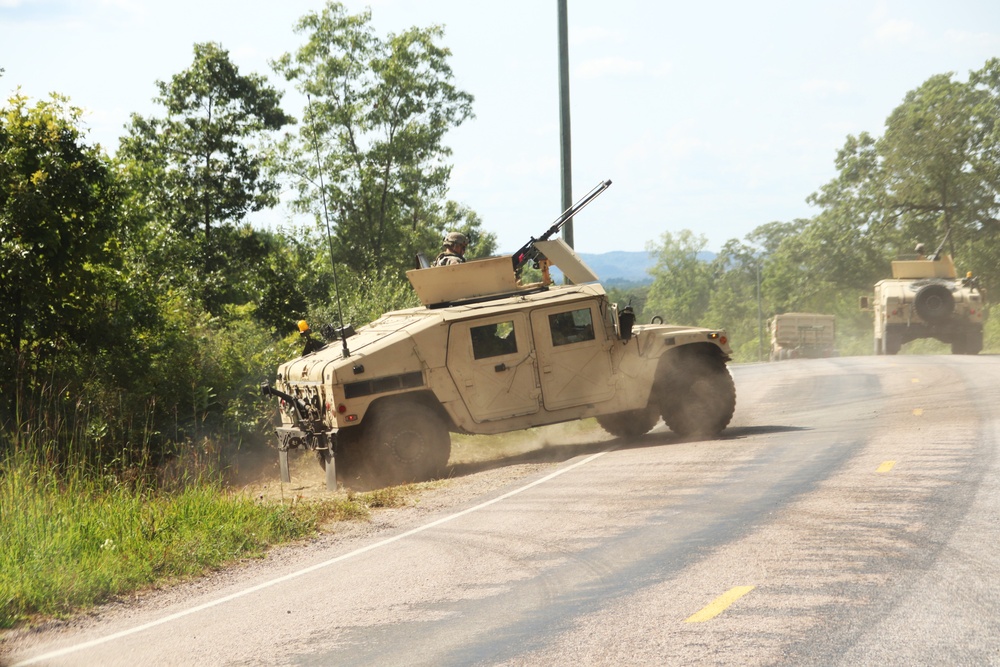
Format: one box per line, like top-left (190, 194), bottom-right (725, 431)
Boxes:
top-left (2, 0), bottom-right (999, 254)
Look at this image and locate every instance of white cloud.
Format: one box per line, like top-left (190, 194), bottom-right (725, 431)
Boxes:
top-left (576, 57), bottom-right (643, 80)
top-left (800, 79), bottom-right (850, 96)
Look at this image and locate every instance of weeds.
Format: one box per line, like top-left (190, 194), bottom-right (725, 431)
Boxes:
top-left (0, 449), bottom-right (328, 628)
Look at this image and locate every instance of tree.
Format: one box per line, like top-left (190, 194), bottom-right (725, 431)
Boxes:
top-left (273, 1), bottom-right (478, 279)
top-left (119, 42), bottom-right (293, 313)
top-left (878, 72), bottom-right (990, 251)
top-left (809, 64), bottom-right (1000, 277)
top-left (0, 93), bottom-right (122, 363)
top-left (645, 230), bottom-right (712, 326)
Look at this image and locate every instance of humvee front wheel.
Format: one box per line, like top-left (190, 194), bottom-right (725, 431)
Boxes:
top-left (597, 404), bottom-right (659, 438)
top-left (361, 399), bottom-right (451, 487)
top-left (656, 350), bottom-right (736, 438)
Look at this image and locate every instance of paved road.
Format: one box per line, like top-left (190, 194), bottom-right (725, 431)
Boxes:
top-left (6, 356), bottom-right (1000, 666)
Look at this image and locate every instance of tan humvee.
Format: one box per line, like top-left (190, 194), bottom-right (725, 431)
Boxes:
top-left (262, 238), bottom-right (735, 489)
top-left (768, 313), bottom-right (837, 361)
top-left (860, 251), bottom-right (986, 356)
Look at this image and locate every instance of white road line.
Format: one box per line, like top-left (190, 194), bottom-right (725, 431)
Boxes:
top-left (13, 450), bottom-right (610, 667)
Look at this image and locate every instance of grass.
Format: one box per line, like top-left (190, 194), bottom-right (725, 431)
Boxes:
top-left (0, 449), bottom-right (412, 629)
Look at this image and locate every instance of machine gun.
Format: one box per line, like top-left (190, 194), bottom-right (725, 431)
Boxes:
top-left (512, 179), bottom-right (612, 280)
top-left (929, 227), bottom-right (952, 261)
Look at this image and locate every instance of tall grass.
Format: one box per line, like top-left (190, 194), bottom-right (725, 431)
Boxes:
top-left (0, 446), bottom-right (343, 628)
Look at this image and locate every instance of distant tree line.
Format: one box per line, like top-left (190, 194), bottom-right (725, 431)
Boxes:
top-left (2, 0), bottom-right (997, 477)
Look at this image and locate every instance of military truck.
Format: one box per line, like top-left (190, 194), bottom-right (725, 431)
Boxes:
top-left (861, 244), bottom-right (986, 356)
top-left (768, 313), bottom-right (837, 361)
top-left (261, 182), bottom-right (736, 489)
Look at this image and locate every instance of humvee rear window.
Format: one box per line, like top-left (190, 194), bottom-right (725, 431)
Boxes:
top-left (548, 308), bottom-right (596, 346)
top-left (471, 321), bottom-right (518, 359)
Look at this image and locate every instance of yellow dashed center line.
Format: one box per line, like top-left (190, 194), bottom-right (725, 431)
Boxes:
top-left (684, 586), bottom-right (755, 623)
top-left (913, 408), bottom-right (923, 416)
top-left (877, 460), bottom-right (896, 473)
top-left (911, 378), bottom-right (920, 383)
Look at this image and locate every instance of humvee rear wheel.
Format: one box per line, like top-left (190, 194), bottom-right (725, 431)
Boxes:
top-left (656, 351), bottom-right (736, 438)
top-left (952, 328), bottom-right (983, 355)
top-left (882, 328), bottom-right (902, 355)
top-left (362, 399), bottom-right (451, 487)
top-left (597, 404), bottom-right (659, 438)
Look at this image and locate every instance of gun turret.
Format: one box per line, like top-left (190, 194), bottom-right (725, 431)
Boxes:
top-left (512, 179), bottom-right (612, 280)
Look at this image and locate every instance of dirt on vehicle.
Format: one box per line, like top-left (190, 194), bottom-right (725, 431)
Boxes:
top-left (261, 181), bottom-right (736, 490)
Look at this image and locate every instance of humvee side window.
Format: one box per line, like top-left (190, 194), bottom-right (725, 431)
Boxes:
top-left (471, 321), bottom-right (518, 359)
top-left (548, 308), bottom-right (596, 346)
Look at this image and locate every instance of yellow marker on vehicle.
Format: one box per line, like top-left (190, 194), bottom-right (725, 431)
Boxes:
top-left (877, 460), bottom-right (896, 473)
top-left (684, 586), bottom-right (755, 623)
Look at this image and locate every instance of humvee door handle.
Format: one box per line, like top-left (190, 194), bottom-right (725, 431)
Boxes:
top-left (494, 363), bottom-right (507, 372)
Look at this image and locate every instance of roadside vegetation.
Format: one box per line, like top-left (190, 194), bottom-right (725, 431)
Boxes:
top-left (3, 0), bottom-right (1000, 628)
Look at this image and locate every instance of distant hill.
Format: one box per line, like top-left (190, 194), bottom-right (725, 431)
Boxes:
top-left (577, 251), bottom-right (655, 284)
top-left (551, 250), bottom-right (715, 285)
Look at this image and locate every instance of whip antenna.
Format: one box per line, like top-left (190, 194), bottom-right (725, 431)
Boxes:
top-left (307, 94), bottom-right (350, 358)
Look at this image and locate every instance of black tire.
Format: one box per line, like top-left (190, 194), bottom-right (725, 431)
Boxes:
top-left (655, 350), bottom-right (736, 438)
top-left (953, 327), bottom-right (983, 355)
top-left (914, 284), bottom-right (954, 323)
top-left (882, 327), bottom-right (902, 355)
top-left (597, 404), bottom-right (659, 438)
top-left (874, 337), bottom-right (883, 356)
top-left (360, 399), bottom-right (451, 487)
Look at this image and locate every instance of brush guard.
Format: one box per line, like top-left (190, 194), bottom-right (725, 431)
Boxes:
top-left (262, 381), bottom-right (338, 490)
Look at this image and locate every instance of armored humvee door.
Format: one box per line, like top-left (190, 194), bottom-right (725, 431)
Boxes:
top-left (446, 291), bottom-right (617, 423)
top-left (528, 299), bottom-right (615, 411)
top-left (446, 312), bottom-right (540, 422)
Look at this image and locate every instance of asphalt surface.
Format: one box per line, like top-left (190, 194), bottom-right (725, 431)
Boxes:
top-left (4, 355), bottom-right (1000, 666)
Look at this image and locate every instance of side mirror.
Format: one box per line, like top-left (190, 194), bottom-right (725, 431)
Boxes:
top-left (859, 296), bottom-right (870, 310)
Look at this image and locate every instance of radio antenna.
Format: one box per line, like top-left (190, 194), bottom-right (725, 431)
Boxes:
top-left (307, 94), bottom-right (350, 358)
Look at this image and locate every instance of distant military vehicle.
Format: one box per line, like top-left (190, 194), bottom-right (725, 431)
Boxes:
top-left (861, 240), bottom-right (986, 356)
top-left (768, 313), bottom-right (837, 361)
top-left (261, 181), bottom-right (737, 489)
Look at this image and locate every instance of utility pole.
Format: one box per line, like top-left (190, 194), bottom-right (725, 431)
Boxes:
top-left (557, 0), bottom-right (573, 248)
top-left (757, 262), bottom-right (764, 361)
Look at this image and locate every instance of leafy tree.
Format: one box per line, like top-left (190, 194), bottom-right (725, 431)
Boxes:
top-left (702, 238), bottom-right (767, 361)
top-left (808, 62), bottom-right (1000, 288)
top-left (272, 1), bottom-right (479, 279)
top-left (0, 93), bottom-right (122, 388)
top-left (120, 42), bottom-right (293, 314)
top-left (645, 230), bottom-right (712, 326)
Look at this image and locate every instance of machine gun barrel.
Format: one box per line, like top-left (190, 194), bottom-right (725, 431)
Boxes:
top-left (512, 179), bottom-right (612, 275)
top-left (931, 227), bottom-right (952, 260)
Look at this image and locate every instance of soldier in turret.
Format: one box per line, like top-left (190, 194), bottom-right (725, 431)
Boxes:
top-left (432, 232), bottom-right (468, 266)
